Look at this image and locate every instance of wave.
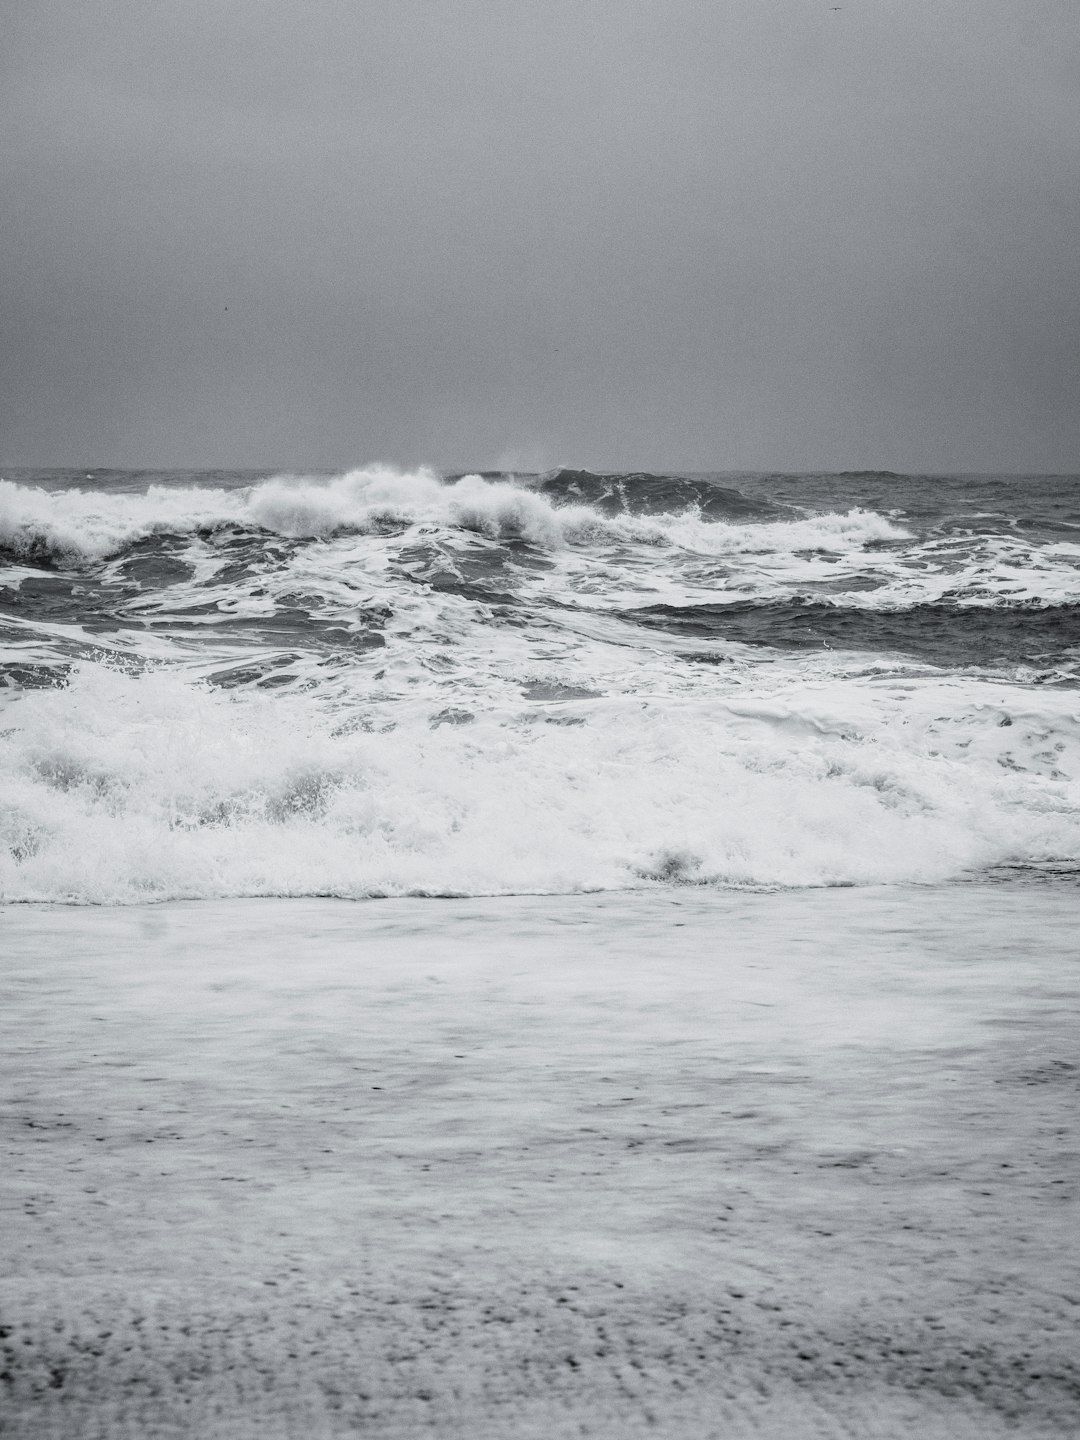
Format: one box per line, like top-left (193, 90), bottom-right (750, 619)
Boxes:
top-left (625, 599), bottom-right (1080, 668)
top-left (531, 469), bottom-right (782, 519)
top-left (2, 662), bottom-right (1078, 903)
top-left (0, 468), bottom-right (908, 566)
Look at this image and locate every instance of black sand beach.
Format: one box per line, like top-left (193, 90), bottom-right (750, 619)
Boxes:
top-left (3, 886), bottom-right (1077, 1438)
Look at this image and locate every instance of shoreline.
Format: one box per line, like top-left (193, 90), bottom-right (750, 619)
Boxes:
top-left (2, 886), bottom-right (1078, 1437)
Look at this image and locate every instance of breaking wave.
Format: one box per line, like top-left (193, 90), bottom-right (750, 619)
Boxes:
top-left (0, 468), bottom-right (906, 565)
top-left (3, 465), bottom-right (1078, 904)
top-left (2, 663), bottom-right (1078, 904)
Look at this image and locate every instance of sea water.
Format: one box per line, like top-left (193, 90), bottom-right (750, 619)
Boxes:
top-left (1, 466), bottom-right (1078, 902)
top-left (3, 468), bottom-right (1080, 1434)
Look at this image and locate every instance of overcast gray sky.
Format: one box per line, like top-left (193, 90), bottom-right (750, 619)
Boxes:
top-left (2, 0), bottom-right (1078, 471)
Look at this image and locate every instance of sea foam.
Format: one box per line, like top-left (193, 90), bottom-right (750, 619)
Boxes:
top-left (2, 662), bottom-right (1077, 904)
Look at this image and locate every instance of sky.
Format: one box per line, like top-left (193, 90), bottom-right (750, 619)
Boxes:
top-left (2, 0), bottom-right (1078, 472)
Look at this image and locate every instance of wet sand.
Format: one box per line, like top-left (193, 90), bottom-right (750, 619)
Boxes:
top-left (2, 886), bottom-right (1078, 1437)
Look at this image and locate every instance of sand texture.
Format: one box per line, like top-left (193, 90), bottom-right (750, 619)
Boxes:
top-left (2, 886), bottom-right (1078, 1438)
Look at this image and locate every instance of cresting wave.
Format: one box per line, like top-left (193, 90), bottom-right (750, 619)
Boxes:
top-left (2, 466), bottom-right (1078, 903)
top-left (2, 663), bottom-right (1079, 903)
top-left (0, 467), bottom-right (906, 563)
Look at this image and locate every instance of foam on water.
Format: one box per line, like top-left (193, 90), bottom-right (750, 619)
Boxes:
top-left (5, 469), bottom-right (1080, 614)
top-left (2, 662), bottom-right (1078, 903)
top-left (3, 467), bottom-right (1078, 903)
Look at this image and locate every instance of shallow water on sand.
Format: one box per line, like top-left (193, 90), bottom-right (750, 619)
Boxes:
top-left (2, 885), bottom-right (1078, 1437)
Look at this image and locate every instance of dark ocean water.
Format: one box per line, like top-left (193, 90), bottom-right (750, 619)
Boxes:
top-left (1, 466), bottom-right (1078, 902)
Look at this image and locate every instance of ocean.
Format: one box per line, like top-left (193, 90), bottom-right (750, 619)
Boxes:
top-left (2, 466), bottom-right (1079, 902)
top-left (2, 468), bottom-right (1079, 1437)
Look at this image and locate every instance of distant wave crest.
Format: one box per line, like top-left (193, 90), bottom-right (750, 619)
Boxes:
top-left (0, 468), bottom-right (908, 564)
